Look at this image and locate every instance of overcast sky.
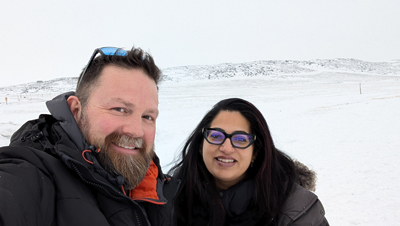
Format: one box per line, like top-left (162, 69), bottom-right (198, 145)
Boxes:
top-left (1, 0), bottom-right (399, 87)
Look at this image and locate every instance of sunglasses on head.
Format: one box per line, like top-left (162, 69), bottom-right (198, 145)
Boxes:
top-left (77, 47), bottom-right (128, 88)
top-left (202, 128), bottom-right (256, 149)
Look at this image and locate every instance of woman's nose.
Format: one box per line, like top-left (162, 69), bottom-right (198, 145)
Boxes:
top-left (219, 138), bottom-right (235, 153)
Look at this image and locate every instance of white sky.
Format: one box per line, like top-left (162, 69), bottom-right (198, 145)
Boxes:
top-left (1, 0), bottom-right (399, 87)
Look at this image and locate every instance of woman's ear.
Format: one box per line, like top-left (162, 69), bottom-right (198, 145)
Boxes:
top-left (252, 151), bottom-right (257, 162)
top-left (67, 96), bottom-right (82, 121)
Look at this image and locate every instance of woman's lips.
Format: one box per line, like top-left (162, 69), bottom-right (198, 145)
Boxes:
top-left (215, 156), bottom-right (236, 166)
top-left (216, 157), bottom-right (234, 163)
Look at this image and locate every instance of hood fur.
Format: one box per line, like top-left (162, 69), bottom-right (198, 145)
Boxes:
top-left (294, 160), bottom-right (317, 192)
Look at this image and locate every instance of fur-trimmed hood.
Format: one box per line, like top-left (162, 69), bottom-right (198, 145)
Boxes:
top-left (294, 159), bottom-right (317, 192)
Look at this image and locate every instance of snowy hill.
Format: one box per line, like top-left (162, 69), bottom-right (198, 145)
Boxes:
top-left (1, 58), bottom-right (399, 94)
top-left (0, 77), bottom-right (77, 95)
top-left (162, 58), bottom-right (400, 81)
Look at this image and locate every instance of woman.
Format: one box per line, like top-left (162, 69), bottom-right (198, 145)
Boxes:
top-left (169, 98), bottom-right (329, 226)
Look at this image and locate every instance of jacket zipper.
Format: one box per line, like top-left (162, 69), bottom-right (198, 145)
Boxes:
top-left (69, 160), bottom-right (125, 200)
top-left (134, 210), bottom-right (141, 226)
top-left (69, 161), bottom-right (148, 225)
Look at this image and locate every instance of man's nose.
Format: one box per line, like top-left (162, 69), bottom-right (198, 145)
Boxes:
top-left (122, 117), bottom-right (144, 137)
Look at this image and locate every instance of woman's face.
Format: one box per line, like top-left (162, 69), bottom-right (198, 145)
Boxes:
top-left (202, 110), bottom-right (255, 190)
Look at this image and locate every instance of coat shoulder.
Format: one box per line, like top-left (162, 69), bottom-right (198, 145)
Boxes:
top-left (277, 184), bottom-right (329, 226)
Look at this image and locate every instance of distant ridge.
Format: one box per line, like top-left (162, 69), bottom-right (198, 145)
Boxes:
top-left (162, 58), bottom-right (400, 81)
top-left (0, 77), bottom-right (77, 95)
top-left (1, 58), bottom-right (399, 94)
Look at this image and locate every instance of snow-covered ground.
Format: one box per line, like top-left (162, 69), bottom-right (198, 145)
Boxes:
top-left (0, 64), bottom-right (399, 225)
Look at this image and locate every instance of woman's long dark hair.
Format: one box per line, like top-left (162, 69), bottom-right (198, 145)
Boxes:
top-left (169, 98), bottom-right (297, 225)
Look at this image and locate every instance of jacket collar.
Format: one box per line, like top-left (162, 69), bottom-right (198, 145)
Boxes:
top-left (219, 178), bottom-right (255, 217)
top-left (46, 91), bottom-right (90, 151)
top-left (129, 159), bottom-right (167, 205)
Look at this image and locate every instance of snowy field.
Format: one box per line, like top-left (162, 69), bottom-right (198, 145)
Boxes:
top-left (1, 72), bottom-right (399, 225)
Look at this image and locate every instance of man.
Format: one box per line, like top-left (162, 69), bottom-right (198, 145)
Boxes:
top-left (0, 47), bottom-right (179, 225)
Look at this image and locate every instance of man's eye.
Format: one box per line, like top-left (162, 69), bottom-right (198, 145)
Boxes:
top-left (113, 108), bottom-right (126, 113)
top-left (143, 115), bottom-right (153, 121)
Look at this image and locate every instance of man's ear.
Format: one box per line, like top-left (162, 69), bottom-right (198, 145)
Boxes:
top-left (67, 96), bottom-right (82, 121)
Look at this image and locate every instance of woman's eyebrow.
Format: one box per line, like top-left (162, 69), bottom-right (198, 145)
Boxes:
top-left (209, 127), bottom-right (250, 134)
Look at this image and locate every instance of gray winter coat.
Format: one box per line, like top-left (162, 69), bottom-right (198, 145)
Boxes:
top-left (219, 161), bottom-right (329, 225)
top-left (276, 183), bottom-right (328, 225)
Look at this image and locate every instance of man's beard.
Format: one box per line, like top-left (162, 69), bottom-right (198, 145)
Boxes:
top-left (78, 110), bottom-right (154, 190)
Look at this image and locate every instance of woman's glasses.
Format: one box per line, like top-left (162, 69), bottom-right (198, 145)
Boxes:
top-left (202, 128), bottom-right (256, 149)
top-left (77, 47), bottom-right (128, 88)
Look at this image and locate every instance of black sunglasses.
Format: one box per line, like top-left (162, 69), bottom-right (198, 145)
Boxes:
top-left (202, 128), bottom-right (256, 149)
top-left (76, 47), bottom-right (128, 88)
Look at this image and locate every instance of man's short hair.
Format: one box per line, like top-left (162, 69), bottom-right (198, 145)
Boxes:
top-left (75, 47), bottom-right (161, 109)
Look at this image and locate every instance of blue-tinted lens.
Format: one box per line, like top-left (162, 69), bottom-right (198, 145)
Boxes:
top-left (100, 47), bottom-right (128, 56)
top-left (232, 134), bottom-right (253, 148)
top-left (206, 130), bottom-right (225, 144)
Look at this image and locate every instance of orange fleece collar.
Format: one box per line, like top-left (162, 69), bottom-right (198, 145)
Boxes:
top-left (129, 160), bottom-right (159, 200)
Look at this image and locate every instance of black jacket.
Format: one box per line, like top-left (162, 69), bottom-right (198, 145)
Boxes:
top-left (0, 92), bottom-right (179, 226)
top-left (176, 161), bottom-right (329, 226)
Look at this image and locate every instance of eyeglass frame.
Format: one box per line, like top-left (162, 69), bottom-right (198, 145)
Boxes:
top-left (76, 47), bottom-right (128, 88)
top-left (202, 128), bottom-right (256, 149)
